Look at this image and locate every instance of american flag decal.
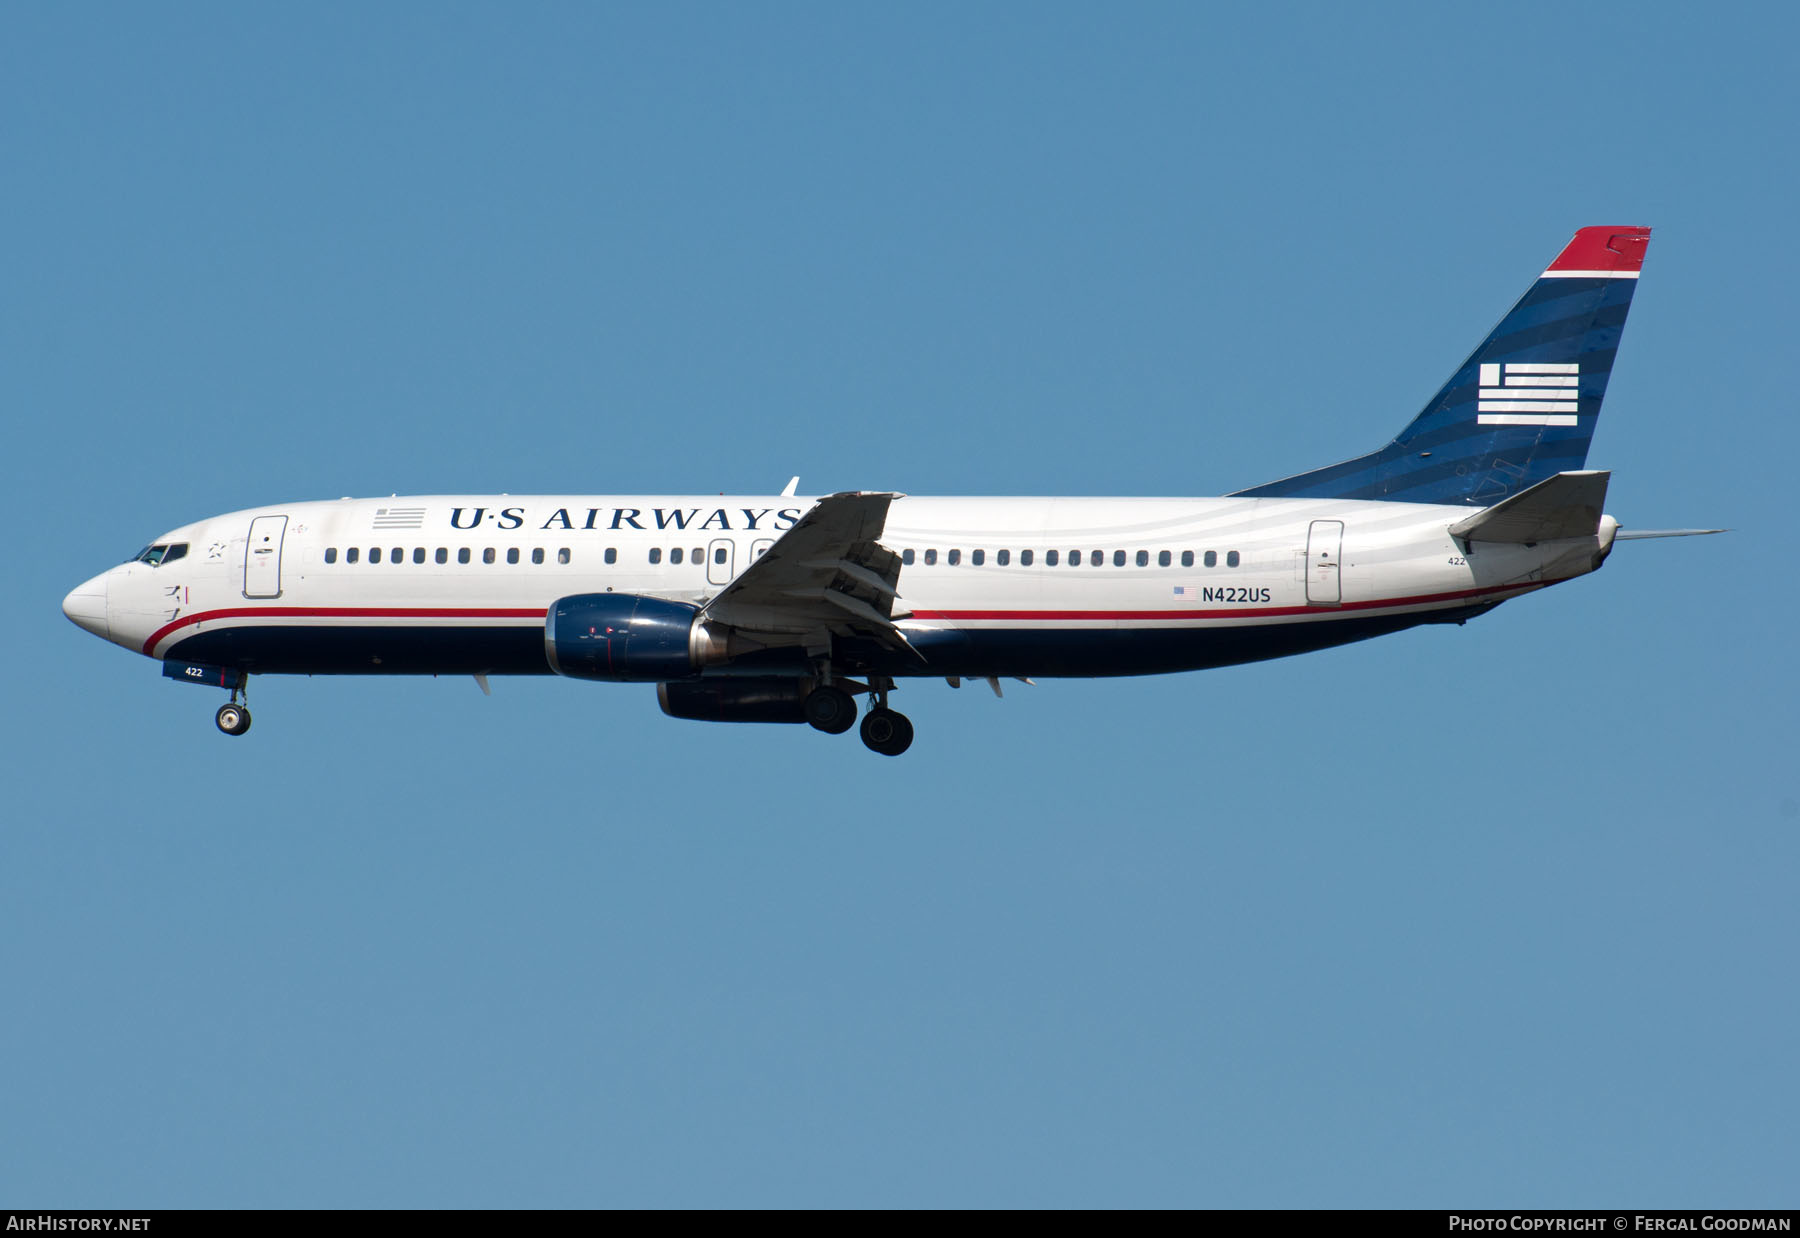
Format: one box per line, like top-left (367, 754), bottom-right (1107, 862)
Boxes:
top-left (373, 506), bottom-right (426, 530)
top-left (1477, 363), bottom-right (1578, 427)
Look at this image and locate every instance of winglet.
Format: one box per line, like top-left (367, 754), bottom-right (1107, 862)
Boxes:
top-left (1544, 226), bottom-right (1651, 278)
top-left (781, 476), bottom-right (799, 498)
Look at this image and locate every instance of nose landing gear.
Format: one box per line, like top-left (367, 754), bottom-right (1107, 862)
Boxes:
top-left (214, 677), bottom-right (251, 736)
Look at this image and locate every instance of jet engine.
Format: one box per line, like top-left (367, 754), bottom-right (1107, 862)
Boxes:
top-left (657, 678), bottom-right (809, 723)
top-left (545, 593), bottom-right (721, 682)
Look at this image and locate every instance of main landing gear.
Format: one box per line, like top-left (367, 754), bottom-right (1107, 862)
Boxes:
top-left (802, 684), bottom-right (857, 734)
top-left (215, 679), bottom-right (251, 736)
top-left (858, 706), bottom-right (913, 758)
top-left (804, 676), bottom-right (913, 756)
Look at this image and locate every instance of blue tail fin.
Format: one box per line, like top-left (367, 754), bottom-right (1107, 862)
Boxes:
top-left (1231, 225), bottom-right (1650, 506)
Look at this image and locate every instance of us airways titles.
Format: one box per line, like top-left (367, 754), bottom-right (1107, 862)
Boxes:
top-left (446, 505), bottom-right (807, 533)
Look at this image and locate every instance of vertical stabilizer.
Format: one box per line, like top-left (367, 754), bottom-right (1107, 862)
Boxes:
top-left (1232, 226), bottom-right (1649, 506)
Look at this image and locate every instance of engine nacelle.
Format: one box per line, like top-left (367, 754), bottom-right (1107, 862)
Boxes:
top-left (658, 678), bottom-right (809, 724)
top-left (545, 593), bottom-right (708, 682)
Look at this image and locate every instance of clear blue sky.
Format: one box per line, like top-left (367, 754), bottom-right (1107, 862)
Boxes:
top-left (7, 2), bottom-right (1794, 1207)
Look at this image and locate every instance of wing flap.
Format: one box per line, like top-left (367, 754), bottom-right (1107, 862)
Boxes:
top-left (703, 491), bottom-right (916, 656)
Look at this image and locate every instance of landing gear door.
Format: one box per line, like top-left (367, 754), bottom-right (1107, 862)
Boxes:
top-left (1306, 519), bottom-right (1343, 606)
top-left (706, 538), bottom-right (735, 586)
top-left (244, 515), bottom-right (288, 599)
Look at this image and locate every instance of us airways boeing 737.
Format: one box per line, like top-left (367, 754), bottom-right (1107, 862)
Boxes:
top-left (62, 226), bottom-right (1715, 755)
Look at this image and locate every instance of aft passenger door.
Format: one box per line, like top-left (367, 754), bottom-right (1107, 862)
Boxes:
top-left (244, 515), bottom-right (288, 599)
top-left (1306, 520), bottom-right (1343, 606)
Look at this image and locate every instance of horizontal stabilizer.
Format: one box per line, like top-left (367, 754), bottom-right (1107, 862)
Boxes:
top-left (1614, 528), bottom-right (1727, 540)
top-left (1448, 470), bottom-right (1609, 544)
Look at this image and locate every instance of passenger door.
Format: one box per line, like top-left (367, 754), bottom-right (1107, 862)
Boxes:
top-left (244, 515), bottom-right (288, 599)
top-left (1305, 520), bottom-right (1343, 606)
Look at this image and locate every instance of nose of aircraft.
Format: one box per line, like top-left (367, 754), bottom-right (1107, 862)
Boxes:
top-left (62, 572), bottom-right (110, 640)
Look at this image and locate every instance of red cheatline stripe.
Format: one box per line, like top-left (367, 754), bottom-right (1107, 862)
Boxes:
top-left (144, 577), bottom-right (1559, 657)
top-left (908, 579), bottom-right (1549, 623)
top-left (143, 606), bottom-right (547, 656)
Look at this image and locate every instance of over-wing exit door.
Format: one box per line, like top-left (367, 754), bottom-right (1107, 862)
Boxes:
top-left (707, 538), bottom-right (735, 586)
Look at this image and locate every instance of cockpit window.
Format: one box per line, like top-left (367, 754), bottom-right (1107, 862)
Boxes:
top-left (128, 543), bottom-right (188, 567)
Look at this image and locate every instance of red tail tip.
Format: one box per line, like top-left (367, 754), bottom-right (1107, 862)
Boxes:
top-left (1546, 225), bottom-right (1652, 274)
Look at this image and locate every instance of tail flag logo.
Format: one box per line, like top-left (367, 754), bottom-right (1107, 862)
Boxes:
top-left (1476, 363), bottom-right (1578, 427)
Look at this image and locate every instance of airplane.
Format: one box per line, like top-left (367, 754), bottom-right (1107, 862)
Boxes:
top-left (62, 225), bottom-right (1718, 756)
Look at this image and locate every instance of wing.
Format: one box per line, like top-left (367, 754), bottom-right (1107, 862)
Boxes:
top-left (702, 491), bottom-right (921, 659)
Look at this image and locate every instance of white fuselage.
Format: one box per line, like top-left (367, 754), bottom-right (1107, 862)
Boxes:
top-left (63, 492), bottom-right (1614, 681)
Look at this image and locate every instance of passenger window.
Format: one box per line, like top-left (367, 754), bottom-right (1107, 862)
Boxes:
top-left (346, 547), bottom-right (359, 564)
top-left (392, 547), bottom-right (403, 563)
top-left (1090, 550), bottom-right (1103, 566)
top-left (413, 547), bottom-right (425, 564)
top-left (649, 547), bottom-right (662, 565)
top-left (1227, 551), bottom-right (1240, 568)
top-left (948, 549), bottom-right (961, 566)
top-left (1181, 550), bottom-right (1194, 567)
top-left (1046, 550), bottom-right (1059, 566)
top-left (692, 547), bottom-right (702, 564)
top-left (483, 548), bottom-right (496, 564)
top-left (559, 548), bottom-right (571, 565)
top-left (369, 547), bottom-right (382, 564)
top-left (507, 547), bottom-right (520, 565)
top-left (1114, 550), bottom-right (1126, 567)
top-left (925, 549), bottom-right (937, 565)
top-left (1020, 549), bottom-right (1033, 566)
top-left (532, 548), bottom-right (545, 565)
top-left (458, 548), bottom-right (470, 564)
top-left (1136, 550), bottom-right (1148, 567)
top-left (604, 548), bottom-right (617, 565)
top-left (671, 547), bottom-right (684, 565)
top-left (714, 548), bottom-right (726, 564)
top-left (1204, 551), bottom-right (1217, 568)
top-left (972, 549), bottom-right (984, 566)
top-left (902, 549), bottom-right (915, 566)
top-left (996, 549), bottom-right (1009, 566)
top-left (325, 547), bottom-right (338, 564)
top-left (1158, 550), bottom-right (1171, 567)
top-left (435, 548), bottom-right (447, 564)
